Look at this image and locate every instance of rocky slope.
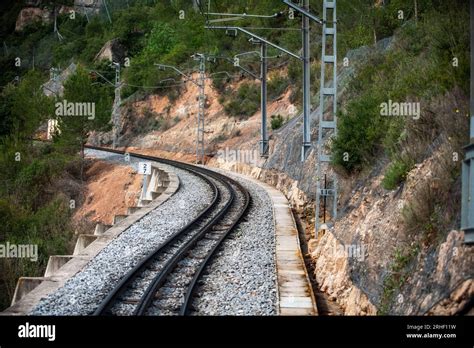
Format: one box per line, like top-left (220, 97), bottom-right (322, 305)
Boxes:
top-left (105, 29), bottom-right (473, 315)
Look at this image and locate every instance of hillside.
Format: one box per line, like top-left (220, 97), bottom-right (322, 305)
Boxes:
top-left (0, 0), bottom-right (472, 315)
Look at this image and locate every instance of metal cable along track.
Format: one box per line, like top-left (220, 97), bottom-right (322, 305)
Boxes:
top-left (86, 146), bottom-right (251, 316)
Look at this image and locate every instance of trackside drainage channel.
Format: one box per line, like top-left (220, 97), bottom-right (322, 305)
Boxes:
top-left (292, 208), bottom-right (344, 316)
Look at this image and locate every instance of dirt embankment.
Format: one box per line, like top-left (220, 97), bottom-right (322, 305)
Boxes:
top-left (74, 159), bottom-right (142, 227)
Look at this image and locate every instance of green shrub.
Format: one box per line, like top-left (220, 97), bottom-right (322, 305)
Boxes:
top-left (268, 75), bottom-right (288, 100)
top-left (271, 114), bottom-right (285, 130)
top-left (214, 134), bottom-right (228, 143)
top-left (332, 94), bottom-right (384, 172)
top-left (224, 83), bottom-right (260, 119)
top-left (382, 158), bottom-right (413, 190)
top-left (332, 1), bottom-right (469, 175)
top-left (378, 244), bottom-right (420, 315)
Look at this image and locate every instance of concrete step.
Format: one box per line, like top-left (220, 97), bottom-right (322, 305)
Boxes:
top-left (156, 186), bottom-right (167, 194)
top-left (138, 199), bottom-right (152, 207)
top-left (113, 215), bottom-right (128, 225)
top-left (94, 223), bottom-right (112, 236)
top-left (150, 191), bottom-right (161, 200)
top-left (44, 255), bottom-right (74, 277)
top-left (11, 277), bottom-right (45, 306)
top-left (127, 206), bottom-right (141, 215)
top-left (73, 234), bottom-right (98, 255)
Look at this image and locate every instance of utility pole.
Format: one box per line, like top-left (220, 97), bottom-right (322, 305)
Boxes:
top-left (315, 0), bottom-right (338, 234)
top-left (283, 0), bottom-right (323, 163)
top-left (212, 52), bottom-right (269, 157)
top-left (284, 0), bottom-right (338, 234)
top-left (302, 0), bottom-right (311, 161)
top-left (194, 53), bottom-right (206, 164)
top-left (462, 0), bottom-right (474, 244)
top-left (53, 10), bottom-right (64, 41)
top-left (214, 50), bottom-right (274, 157)
top-left (111, 62), bottom-right (121, 149)
top-left (206, 25), bottom-right (301, 160)
top-left (260, 42), bottom-right (269, 157)
top-left (156, 57), bottom-right (208, 164)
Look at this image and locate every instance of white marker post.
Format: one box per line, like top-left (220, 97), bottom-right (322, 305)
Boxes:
top-left (138, 162), bottom-right (152, 200)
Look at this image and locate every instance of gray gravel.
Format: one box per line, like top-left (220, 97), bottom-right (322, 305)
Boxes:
top-left (31, 150), bottom-right (213, 315)
top-left (110, 174), bottom-right (232, 316)
top-left (31, 150), bottom-right (278, 316)
top-left (190, 168), bottom-right (277, 316)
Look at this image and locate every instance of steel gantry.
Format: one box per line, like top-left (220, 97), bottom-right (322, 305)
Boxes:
top-left (205, 25), bottom-right (302, 159)
top-left (206, 1), bottom-right (338, 233)
top-left (462, 0), bottom-right (474, 244)
top-left (282, 0), bottom-right (338, 234)
top-left (111, 62), bottom-right (122, 149)
top-left (316, 0), bottom-right (338, 233)
top-left (194, 53), bottom-right (207, 164)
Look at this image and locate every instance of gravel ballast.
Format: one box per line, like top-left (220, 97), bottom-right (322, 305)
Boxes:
top-left (32, 150), bottom-right (278, 316)
top-left (31, 150), bottom-right (213, 315)
top-left (190, 168), bottom-right (277, 315)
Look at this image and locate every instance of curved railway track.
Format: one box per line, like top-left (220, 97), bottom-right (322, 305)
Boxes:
top-left (86, 146), bottom-right (250, 316)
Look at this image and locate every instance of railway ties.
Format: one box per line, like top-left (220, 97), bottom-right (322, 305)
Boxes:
top-left (90, 147), bottom-right (250, 316)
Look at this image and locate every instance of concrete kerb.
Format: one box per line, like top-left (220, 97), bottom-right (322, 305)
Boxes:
top-left (212, 169), bottom-right (318, 316)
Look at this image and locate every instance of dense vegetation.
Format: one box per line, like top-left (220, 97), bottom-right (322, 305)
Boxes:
top-left (326, 0), bottom-right (469, 312)
top-left (332, 0), bottom-right (469, 175)
top-left (1, 0), bottom-right (436, 109)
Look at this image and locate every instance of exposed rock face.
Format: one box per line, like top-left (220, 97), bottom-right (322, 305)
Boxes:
top-left (428, 279), bottom-right (474, 315)
top-left (15, 5), bottom-right (74, 32)
top-left (307, 147), bottom-right (473, 315)
top-left (15, 7), bottom-right (52, 31)
top-left (262, 37), bottom-right (393, 198)
top-left (205, 37), bottom-right (473, 315)
top-left (116, 31), bottom-right (472, 315)
top-left (94, 39), bottom-right (127, 64)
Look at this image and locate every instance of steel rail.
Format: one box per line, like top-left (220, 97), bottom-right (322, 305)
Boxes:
top-left (86, 146), bottom-right (249, 316)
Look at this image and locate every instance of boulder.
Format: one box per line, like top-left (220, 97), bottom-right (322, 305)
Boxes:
top-left (94, 38), bottom-right (127, 64)
top-left (15, 7), bottom-right (52, 31)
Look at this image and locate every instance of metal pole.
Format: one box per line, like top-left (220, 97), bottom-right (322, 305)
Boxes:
top-left (462, 0), bottom-right (474, 244)
top-left (112, 63), bottom-right (121, 149)
top-left (302, 0), bottom-right (311, 161)
top-left (323, 174), bottom-right (327, 223)
top-left (196, 55), bottom-right (206, 164)
top-left (260, 43), bottom-right (269, 157)
top-left (283, 0), bottom-right (323, 23)
top-left (315, 0), bottom-right (337, 234)
top-left (205, 26), bottom-right (301, 60)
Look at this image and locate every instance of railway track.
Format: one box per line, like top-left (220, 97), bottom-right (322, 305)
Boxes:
top-left (86, 146), bottom-right (250, 316)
